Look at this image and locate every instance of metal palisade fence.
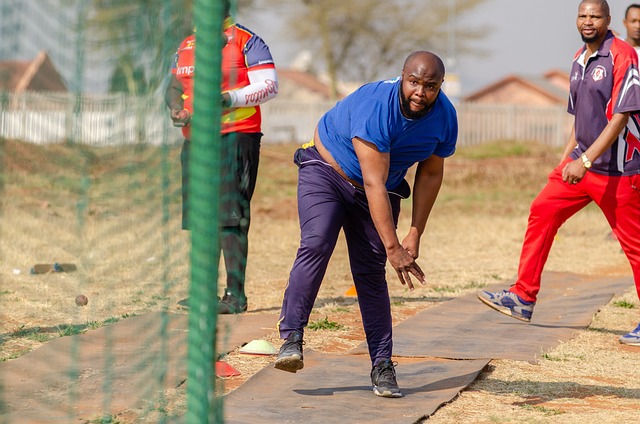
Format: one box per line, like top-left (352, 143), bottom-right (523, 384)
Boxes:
top-left (0, 92), bottom-right (573, 147)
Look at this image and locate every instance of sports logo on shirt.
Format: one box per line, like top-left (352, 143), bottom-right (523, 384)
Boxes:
top-left (591, 65), bottom-right (607, 82)
top-left (176, 65), bottom-right (194, 76)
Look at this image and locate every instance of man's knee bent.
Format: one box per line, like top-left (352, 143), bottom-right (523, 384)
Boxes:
top-left (300, 234), bottom-right (336, 257)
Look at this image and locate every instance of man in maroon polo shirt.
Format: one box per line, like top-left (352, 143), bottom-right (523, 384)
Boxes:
top-left (478, 0), bottom-right (640, 347)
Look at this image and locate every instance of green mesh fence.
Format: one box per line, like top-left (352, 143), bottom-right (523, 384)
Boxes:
top-left (0, 0), bottom-right (229, 422)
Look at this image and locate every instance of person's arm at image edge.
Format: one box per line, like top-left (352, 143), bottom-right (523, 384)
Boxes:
top-left (353, 136), bottom-right (425, 289)
top-left (402, 154), bottom-right (445, 260)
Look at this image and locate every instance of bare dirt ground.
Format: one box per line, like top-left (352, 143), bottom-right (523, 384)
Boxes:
top-left (1, 139), bottom-right (639, 423)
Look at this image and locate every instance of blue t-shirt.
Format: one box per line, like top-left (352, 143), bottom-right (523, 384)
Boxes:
top-left (317, 77), bottom-right (458, 190)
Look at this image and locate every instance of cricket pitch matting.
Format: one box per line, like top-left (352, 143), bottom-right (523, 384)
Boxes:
top-left (351, 271), bottom-right (633, 362)
top-left (0, 311), bottom-right (278, 422)
top-left (224, 351), bottom-right (489, 424)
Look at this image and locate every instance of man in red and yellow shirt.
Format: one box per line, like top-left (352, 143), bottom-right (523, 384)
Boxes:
top-left (165, 2), bottom-right (278, 314)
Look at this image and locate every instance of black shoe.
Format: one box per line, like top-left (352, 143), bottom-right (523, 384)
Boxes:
top-left (371, 359), bottom-right (402, 398)
top-left (274, 331), bottom-right (304, 373)
top-left (218, 292), bottom-right (247, 314)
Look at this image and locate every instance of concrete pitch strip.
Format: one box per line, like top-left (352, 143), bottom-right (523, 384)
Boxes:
top-left (0, 272), bottom-right (632, 422)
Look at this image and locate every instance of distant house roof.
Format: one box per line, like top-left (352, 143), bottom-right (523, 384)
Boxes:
top-left (463, 70), bottom-right (569, 106)
top-left (0, 51), bottom-right (67, 92)
top-left (276, 68), bottom-right (364, 102)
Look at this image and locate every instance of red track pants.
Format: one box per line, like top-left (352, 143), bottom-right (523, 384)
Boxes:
top-left (510, 158), bottom-right (640, 302)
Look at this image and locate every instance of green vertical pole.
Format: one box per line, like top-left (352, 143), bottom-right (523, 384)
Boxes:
top-left (186, 0), bottom-right (225, 422)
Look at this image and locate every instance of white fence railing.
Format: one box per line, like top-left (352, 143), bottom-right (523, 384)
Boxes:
top-left (0, 92), bottom-right (573, 147)
top-left (456, 103), bottom-right (573, 147)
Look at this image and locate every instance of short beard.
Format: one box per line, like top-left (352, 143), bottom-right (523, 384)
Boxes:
top-left (581, 33), bottom-right (599, 43)
top-left (400, 85), bottom-right (431, 120)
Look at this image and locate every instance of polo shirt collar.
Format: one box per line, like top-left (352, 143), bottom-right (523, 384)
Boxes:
top-left (578, 30), bottom-right (614, 58)
top-left (576, 30), bottom-right (614, 67)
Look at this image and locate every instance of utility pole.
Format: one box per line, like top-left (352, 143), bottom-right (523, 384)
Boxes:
top-left (444, 0), bottom-right (461, 103)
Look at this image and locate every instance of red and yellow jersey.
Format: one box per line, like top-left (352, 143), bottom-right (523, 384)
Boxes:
top-left (171, 19), bottom-right (276, 138)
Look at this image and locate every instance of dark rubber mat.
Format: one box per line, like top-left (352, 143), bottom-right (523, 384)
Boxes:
top-left (224, 351), bottom-right (489, 424)
top-left (1, 272), bottom-right (629, 422)
top-left (0, 311), bottom-right (278, 422)
top-left (351, 272), bottom-right (632, 362)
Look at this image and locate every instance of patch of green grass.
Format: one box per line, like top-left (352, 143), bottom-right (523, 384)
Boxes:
top-left (334, 306), bottom-right (350, 313)
top-left (433, 281), bottom-right (486, 294)
top-left (9, 315), bottom-right (134, 344)
top-left (0, 349), bottom-right (32, 362)
top-left (57, 324), bottom-right (87, 337)
top-left (10, 325), bottom-right (34, 338)
top-left (518, 403), bottom-right (565, 416)
top-left (456, 139), bottom-right (555, 160)
top-left (541, 353), bottom-right (564, 362)
top-left (0, 290), bottom-right (12, 295)
top-left (87, 320), bottom-right (103, 330)
top-left (392, 300), bottom-right (405, 306)
top-left (542, 352), bottom-right (585, 362)
top-left (151, 294), bottom-right (168, 301)
top-left (10, 326), bottom-right (53, 343)
top-left (613, 300), bottom-right (636, 309)
top-left (308, 316), bottom-right (344, 331)
top-left (103, 314), bottom-right (132, 325)
top-left (463, 282), bottom-right (482, 290)
top-left (29, 332), bottom-right (54, 343)
top-left (89, 416), bottom-right (123, 424)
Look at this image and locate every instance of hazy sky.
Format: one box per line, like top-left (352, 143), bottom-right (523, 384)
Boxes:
top-left (240, 0), bottom-right (630, 96)
top-left (7, 0), bottom-right (631, 95)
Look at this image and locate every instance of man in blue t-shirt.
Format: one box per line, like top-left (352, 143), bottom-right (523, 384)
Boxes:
top-left (274, 51), bottom-right (458, 398)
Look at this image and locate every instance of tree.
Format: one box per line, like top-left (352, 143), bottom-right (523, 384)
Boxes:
top-left (84, 0), bottom-right (258, 94)
top-left (268, 0), bottom-right (490, 99)
top-left (50, 0), bottom-right (260, 93)
top-left (86, 0), bottom-right (194, 94)
top-left (108, 55), bottom-right (148, 94)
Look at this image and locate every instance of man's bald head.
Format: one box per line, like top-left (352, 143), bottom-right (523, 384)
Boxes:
top-left (403, 51), bottom-right (446, 81)
top-left (579, 0), bottom-right (610, 17)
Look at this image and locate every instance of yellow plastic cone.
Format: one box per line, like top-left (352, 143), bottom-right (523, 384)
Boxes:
top-left (239, 339), bottom-right (277, 355)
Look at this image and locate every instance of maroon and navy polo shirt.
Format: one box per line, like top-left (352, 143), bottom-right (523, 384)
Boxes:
top-left (568, 30), bottom-right (640, 175)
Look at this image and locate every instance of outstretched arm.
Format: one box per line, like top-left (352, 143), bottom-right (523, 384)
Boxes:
top-left (402, 154), bottom-right (445, 260)
top-left (353, 137), bottom-right (425, 290)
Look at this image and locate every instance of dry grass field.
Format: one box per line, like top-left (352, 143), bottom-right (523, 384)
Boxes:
top-left (1, 137), bottom-right (639, 423)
